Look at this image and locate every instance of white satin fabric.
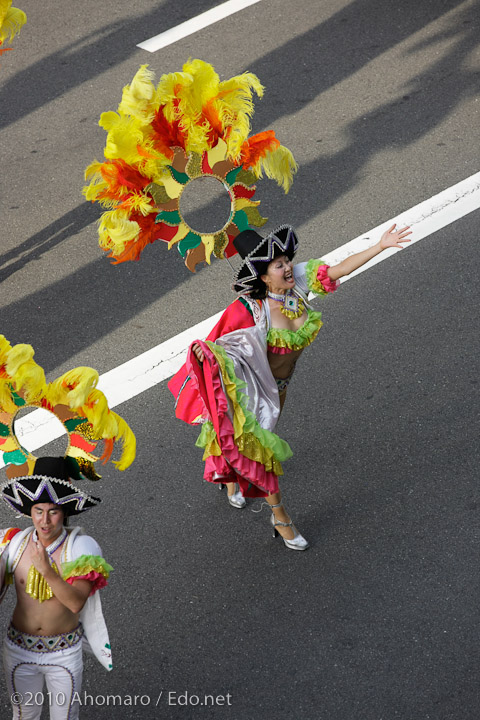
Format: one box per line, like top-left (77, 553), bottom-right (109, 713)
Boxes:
top-left (215, 299), bottom-right (281, 432)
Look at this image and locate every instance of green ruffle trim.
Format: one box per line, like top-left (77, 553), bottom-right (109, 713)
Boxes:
top-left (195, 344), bottom-right (293, 466)
top-left (196, 421), bottom-right (218, 452)
top-left (61, 554), bottom-right (113, 581)
top-left (266, 308), bottom-right (323, 351)
top-left (305, 258), bottom-right (330, 296)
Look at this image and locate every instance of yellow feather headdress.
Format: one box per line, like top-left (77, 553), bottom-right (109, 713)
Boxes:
top-left (83, 59), bottom-right (297, 272)
top-left (0, 335), bottom-right (136, 483)
top-left (0, 1), bottom-right (26, 54)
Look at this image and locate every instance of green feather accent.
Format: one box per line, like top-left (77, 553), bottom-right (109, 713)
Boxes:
top-left (11, 390), bottom-right (25, 407)
top-left (64, 417), bottom-right (88, 433)
top-left (3, 449), bottom-right (28, 465)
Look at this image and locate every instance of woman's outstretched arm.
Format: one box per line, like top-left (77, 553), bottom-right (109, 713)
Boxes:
top-left (327, 224), bottom-right (412, 281)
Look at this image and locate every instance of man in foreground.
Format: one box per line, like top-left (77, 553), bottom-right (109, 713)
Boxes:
top-left (0, 456), bottom-right (113, 720)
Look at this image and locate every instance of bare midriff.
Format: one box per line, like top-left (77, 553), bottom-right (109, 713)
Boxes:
top-left (267, 347), bottom-right (304, 380)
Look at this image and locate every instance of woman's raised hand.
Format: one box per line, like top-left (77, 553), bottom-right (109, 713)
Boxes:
top-left (380, 223), bottom-right (412, 249)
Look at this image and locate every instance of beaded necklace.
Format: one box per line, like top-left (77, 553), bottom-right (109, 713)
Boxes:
top-left (267, 290), bottom-right (305, 320)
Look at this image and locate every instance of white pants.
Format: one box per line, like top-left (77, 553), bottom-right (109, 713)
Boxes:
top-left (3, 635), bottom-right (83, 720)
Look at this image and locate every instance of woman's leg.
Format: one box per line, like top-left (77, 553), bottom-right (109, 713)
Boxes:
top-left (266, 489), bottom-right (295, 540)
top-left (266, 488), bottom-right (309, 550)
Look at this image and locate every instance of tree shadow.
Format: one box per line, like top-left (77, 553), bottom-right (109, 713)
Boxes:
top-left (248, 0), bottom-right (476, 129)
top-left (1, 0), bottom-right (478, 373)
top-left (0, 204), bottom-right (98, 283)
top-left (0, 0), bottom-right (472, 131)
top-left (254, 0), bottom-right (480, 229)
top-left (0, 216), bottom-right (196, 373)
top-left (0, 0), bottom-right (221, 130)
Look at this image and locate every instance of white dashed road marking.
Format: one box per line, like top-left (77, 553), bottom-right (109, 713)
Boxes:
top-left (137, 0), bottom-right (263, 53)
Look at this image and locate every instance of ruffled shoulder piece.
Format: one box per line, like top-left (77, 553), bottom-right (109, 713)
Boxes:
top-left (62, 554), bottom-right (113, 596)
top-left (0, 527), bottom-right (21, 599)
top-left (267, 309), bottom-right (323, 353)
top-left (305, 259), bottom-right (339, 296)
top-left (0, 527), bottom-right (21, 546)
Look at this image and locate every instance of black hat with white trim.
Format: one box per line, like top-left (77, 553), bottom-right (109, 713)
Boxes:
top-left (1, 457), bottom-right (101, 517)
top-left (232, 225), bottom-right (299, 293)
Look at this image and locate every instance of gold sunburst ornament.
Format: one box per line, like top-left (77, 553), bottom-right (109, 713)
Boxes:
top-left (83, 59), bottom-right (297, 272)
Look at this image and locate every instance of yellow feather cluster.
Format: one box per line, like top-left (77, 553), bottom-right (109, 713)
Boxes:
top-left (83, 60), bottom-right (267, 209)
top-left (47, 367), bottom-right (99, 409)
top-left (83, 59), bottom-right (297, 265)
top-left (117, 64), bottom-right (157, 121)
top-left (250, 145), bottom-right (298, 193)
top-left (0, 1), bottom-right (26, 45)
top-left (98, 211), bottom-right (141, 254)
top-left (108, 413), bottom-right (136, 470)
top-left (0, 335), bottom-right (136, 472)
top-left (0, 336), bottom-right (46, 411)
top-left (47, 367), bottom-right (136, 470)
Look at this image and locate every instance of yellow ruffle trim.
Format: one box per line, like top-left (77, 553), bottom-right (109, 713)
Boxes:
top-left (235, 430), bottom-right (283, 475)
top-left (266, 308), bottom-right (323, 351)
top-left (61, 555), bottom-right (113, 581)
top-left (199, 422), bottom-right (282, 475)
top-left (305, 258), bottom-right (338, 296)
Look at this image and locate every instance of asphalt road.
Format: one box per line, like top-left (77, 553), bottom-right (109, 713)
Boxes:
top-left (1, 1), bottom-right (479, 718)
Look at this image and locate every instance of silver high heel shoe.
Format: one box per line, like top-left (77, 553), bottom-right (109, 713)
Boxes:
top-left (269, 502), bottom-right (309, 550)
top-left (219, 482), bottom-right (246, 509)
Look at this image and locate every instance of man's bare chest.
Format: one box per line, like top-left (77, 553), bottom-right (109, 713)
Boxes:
top-left (14, 538), bottom-right (64, 593)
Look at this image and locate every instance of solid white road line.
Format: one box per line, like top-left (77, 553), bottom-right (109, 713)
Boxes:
top-left (137, 0), bottom-right (263, 53)
top-left (4, 171), bottom-right (480, 465)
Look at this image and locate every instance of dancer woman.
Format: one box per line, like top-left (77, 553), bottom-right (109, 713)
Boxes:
top-left (169, 223), bottom-right (411, 550)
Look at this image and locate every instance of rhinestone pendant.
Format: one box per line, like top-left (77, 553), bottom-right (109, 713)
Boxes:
top-left (284, 291), bottom-right (300, 313)
top-left (280, 291), bottom-right (304, 319)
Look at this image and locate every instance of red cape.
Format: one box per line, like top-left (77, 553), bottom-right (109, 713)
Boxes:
top-left (168, 298), bottom-right (257, 424)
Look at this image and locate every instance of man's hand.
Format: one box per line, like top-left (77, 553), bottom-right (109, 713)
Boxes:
top-left (30, 540), bottom-right (93, 613)
top-left (31, 541), bottom-right (53, 578)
